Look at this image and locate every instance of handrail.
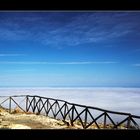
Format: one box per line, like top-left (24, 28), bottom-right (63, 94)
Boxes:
top-left (27, 95), bottom-right (133, 116)
top-left (0, 95), bottom-right (140, 129)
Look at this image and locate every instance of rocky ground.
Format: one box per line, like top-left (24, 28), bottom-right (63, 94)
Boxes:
top-left (0, 107), bottom-right (128, 129)
top-left (0, 107), bottom-right (70, 129)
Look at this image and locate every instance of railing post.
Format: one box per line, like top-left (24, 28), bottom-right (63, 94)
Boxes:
top-left (33, 97), bottom-right (36, 113)
top-left (26, 95), bottom-right (28, 112)
top-left (9, 96), bottom-right (11, 113)
top-left (84, 107), bottom-right (88, 129)
top-left (63, 102), bottom-right (67, 120)
top-left (104, 112), bottom-right (107, 129)
top-left (38, 97), bottom-right (41, 114)
top-left (54, 101), bottom-right (57, 119)
top-left (46, 99), bottom-right (49, 116)
top-left (127, 115), bottom-right (131, 129)
top-left (70, 105), bottom-right (74, 126)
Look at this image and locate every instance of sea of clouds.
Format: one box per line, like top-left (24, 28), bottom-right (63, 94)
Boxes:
top-left (0, 87), bottom-right (140, 116)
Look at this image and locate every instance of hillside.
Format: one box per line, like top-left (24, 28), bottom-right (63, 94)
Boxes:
top-left (0, 107), bottom-right (71, 129)
top-left (0, 107), bottom-right (128, 129)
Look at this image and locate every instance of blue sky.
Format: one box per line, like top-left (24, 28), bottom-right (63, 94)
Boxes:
top-left (0, 11), bottom-right (140, 87)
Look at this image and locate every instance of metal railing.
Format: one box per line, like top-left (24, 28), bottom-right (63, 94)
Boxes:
top-left (0, 95), bottom-right (140, 129)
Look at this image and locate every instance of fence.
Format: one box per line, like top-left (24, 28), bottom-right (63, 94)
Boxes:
top-left (0, 95), bottom-right (140, 129)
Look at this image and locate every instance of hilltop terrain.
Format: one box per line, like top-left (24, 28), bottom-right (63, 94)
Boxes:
top-left (0, 107), bottom-right (127, 129)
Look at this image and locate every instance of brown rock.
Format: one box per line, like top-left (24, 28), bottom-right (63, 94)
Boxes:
top-left (11, 107), bottom-right (24, 114)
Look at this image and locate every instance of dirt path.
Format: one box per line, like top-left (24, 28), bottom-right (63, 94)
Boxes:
top-left (0, 107), bottom-right (70, 129)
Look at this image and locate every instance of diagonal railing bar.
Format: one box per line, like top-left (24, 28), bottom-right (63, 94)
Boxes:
top-left (130, 117), bottom-right (140, 129)
top-left (66, 105), bottom-right (71, 121)
top-left (9, 97), bottom-right (11, 113)
top-left (64, 105), bottom-right (73, 121)
top-left (38, 99), bottom-right (48, 114)
top-left (73, 107), bottom-right (86, 122)
top-left (10, 97), bottom-right (26, 113)
top-left (27, 98), bottom-right (32, 111)
top-left (46, 99), bottom-right (49, 116)
top-left (32, 97), bottom-right (36, 113)
top-left (47, 100), bottom-right (56, 117)
top-left (0, 97), bottom-right (9, 106)
top-left (54, 102), bottom-right (57, 117)
top-left (54, 101), bottom-right (59, 117)
top-left (31, 98), bottom-right (47, 116)
top-left (70, 105), bottom-right (75, 126)
top-left (54, 101), bottom-right (65, 119)
top-left (33, 97), bottom-right (41, 113)
top-left (52, 103), bottom-right (57, 118)
top-left (73, 106), bottom-right (85, 128)
top-left (114, 117), bottom-right (129, 128)
top-left (46, 100), bottom-right (53, 115)
top-left (55, 102), bottom-right (65, 118)
top-left (17, 96), bottom-right (27, 111)
top-left (31, 97), bottom-right (36, 112)
top-left (37, 98), bottom-right (42, 113)
top-left (35, 98), bottom-right (41, 113)
top-left (27, 97), bottom-right (35, 112)
top-left (45, 99), bottom-right (52, 115)
top-left (86, 109), bottom-right (100, 129)
top-left (63, 102), bottom-right (67, 120)
top-left (30, 97), bottom-right (36, 112)
top-left (30, 98), bottom-right (34, 111)
top-left (85, 112), bottom-right (105, 129)
top-left (17, 97), bottom-right (26, 106)
top-left (106, 113), bottom-right (117, 127)
top-left (29, 95), bottom-right (51, 115)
